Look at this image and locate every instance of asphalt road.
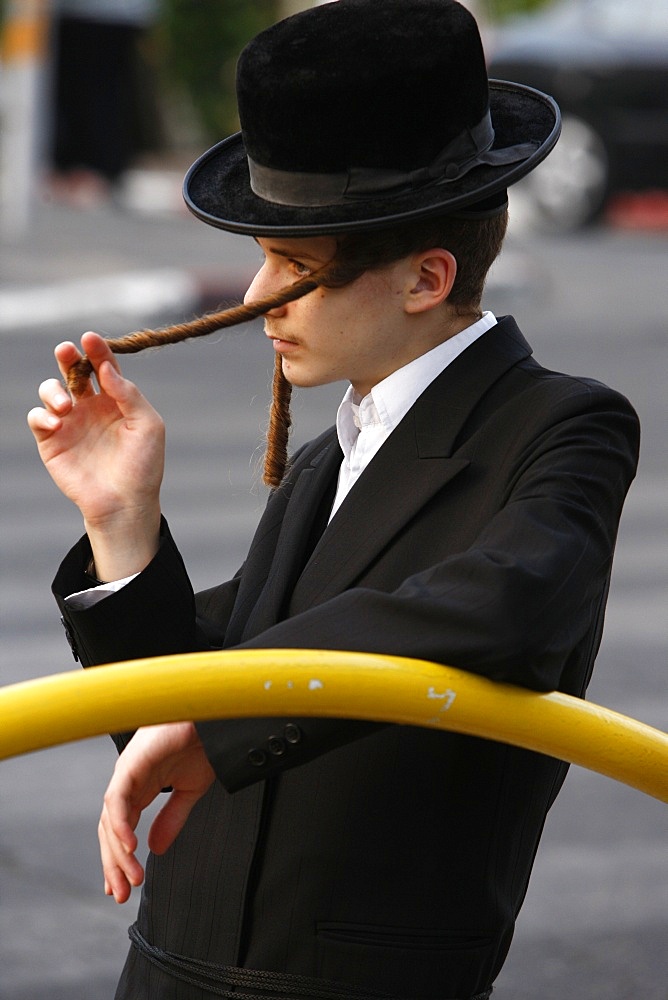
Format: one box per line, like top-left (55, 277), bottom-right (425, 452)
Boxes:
top-left (1, 198), bottom-right (666, 999)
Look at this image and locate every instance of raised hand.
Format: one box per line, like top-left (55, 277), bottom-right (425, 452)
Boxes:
top-left (27, 332), bottom-right (164, 580)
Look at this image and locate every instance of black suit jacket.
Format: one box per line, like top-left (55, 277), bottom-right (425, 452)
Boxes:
top-left (55, 318), bottom-right (639, 999)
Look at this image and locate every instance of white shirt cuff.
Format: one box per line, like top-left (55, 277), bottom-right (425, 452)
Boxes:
top-left (65, 574), bottom-right (139, 610)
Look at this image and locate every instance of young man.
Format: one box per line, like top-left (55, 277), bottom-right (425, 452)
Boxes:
top-left (28, 3), bottom-right (639, 998)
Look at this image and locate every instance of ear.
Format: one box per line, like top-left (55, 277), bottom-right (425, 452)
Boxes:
top-left (404, 248), bottom-right (457, 314)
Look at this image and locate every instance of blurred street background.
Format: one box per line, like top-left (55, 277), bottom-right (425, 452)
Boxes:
top-left (1, 1), bottom-right (667, 998)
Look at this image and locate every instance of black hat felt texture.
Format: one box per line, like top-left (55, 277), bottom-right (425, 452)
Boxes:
top-left (184, 0), bottom-right (560, 235)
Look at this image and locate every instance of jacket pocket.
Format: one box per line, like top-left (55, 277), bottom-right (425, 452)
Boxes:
top-left (316, 921), bottom-right (493, 998)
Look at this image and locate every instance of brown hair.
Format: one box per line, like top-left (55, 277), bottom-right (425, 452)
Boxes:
top-left (332, 209), bottom-right (508, 309)
top-left (66, 210), bottom-right (507, 488)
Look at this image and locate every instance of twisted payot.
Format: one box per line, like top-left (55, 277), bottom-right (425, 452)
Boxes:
top-left (65, 276), bottom-right (319, 488)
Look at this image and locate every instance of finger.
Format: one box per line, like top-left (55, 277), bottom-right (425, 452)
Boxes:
top-left (95, 360), bottom-right (143, 416)
top-left (102, 781), bottom-right (141, 856)
top-left (101, 853), bottom-right (133, 904)
top-left (54, 341), bottom-right (96, 398)
top-left (81, 330), bottom-right (124, 377)
top-left (102, 855), bottom-right (135, 904)
top-left (147, 789), bottom-right (201, 856)
top-left (99, 803), bottom-right (140, 868)
top-left (27, 405), bottom-right (62, 440)
top-left (77, 334), bottom-right (161, 431)
top-left (96, 360), bottom-right (165, 441)
top-left (102, 848), bottom-right (143, 903)
top-left (98, 810), bottom-right (144, 903)
top-left (54, 339), bottom-right (82, 368)
top-left (96, 358), bottom-right (130, 401)
top-left (29, 377), bottom-right (75, 442)
top-left (37, 377), bottom-right (74, 415)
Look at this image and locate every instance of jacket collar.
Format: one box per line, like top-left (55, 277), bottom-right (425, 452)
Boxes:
top-left (414, 314), bottom-right (532, 457)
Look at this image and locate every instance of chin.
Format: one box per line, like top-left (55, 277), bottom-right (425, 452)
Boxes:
top-left (282, 364), bottom-right (331, 389)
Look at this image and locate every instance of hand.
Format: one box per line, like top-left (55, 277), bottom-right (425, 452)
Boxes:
top-left (98, 722), bottom-right (215, 903)
top-left (27, 332), bottom-right (164, 578)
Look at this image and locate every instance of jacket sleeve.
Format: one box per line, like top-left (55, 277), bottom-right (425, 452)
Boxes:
top-left (54, 518), bottom-right (200, 666)
top-left (53, 518), bottom-right (242, 754)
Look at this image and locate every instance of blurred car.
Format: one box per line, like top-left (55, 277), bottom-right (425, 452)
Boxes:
top-left (486, 0), bottom-right (668, 229)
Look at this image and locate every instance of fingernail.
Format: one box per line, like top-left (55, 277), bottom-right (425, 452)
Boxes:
top-left (54, 393), bottom-right (69, 407)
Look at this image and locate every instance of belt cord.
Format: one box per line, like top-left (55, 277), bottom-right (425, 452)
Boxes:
top-left (128, 924), bottom-right (492, 1000)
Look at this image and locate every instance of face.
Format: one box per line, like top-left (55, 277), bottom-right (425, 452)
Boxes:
top-left (244, 236), bottom-right (421, 398)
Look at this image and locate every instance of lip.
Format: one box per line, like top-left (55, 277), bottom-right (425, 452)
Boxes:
top-left (269, 336), bottom-right (300, 353)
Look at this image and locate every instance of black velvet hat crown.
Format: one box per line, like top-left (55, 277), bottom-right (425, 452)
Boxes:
top-left (184, 0), bottom-right (560, 236)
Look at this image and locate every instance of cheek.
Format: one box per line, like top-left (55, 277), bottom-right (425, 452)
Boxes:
top-left (300, 281), bottom-right (389, 353)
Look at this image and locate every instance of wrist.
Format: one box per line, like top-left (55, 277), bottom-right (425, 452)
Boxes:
top-left (85, 556), bottom-right (105, 586)
top-left (84, 507), bottom-right (161, 582)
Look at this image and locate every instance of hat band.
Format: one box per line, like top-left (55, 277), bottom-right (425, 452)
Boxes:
top-left (248, 111), bottom-right (539, 207)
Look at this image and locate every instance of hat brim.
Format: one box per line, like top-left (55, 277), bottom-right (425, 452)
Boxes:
top-left (184, 81), bottom-right (560, 237)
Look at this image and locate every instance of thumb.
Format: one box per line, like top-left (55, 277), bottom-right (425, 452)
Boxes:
top-left (97, 359), bottom-right (126, 395)
top-left (97, 360), bottom-right (153, 419)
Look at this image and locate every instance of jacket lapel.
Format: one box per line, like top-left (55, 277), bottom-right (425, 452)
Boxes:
top-left (287, 425), bottom-right (469, 613)
top-left (288, 317), bottom-right (532, 612)
top-left (233, 431), bottom-right (342, 643)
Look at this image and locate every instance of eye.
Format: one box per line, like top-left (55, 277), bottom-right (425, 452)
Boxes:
top-left (289, 259), bottom-right (312, 277)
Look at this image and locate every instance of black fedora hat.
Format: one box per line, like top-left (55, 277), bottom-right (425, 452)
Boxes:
top-left (184, 0), bottom-right (560, 237)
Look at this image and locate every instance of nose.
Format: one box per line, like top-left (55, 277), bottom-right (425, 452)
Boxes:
top-left (244, 262), bottom-right (288, 317)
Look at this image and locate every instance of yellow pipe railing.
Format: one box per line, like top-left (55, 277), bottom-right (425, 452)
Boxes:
top-left (1, 649), bottom-right (667, 802)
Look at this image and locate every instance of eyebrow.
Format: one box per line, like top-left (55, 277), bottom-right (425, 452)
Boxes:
top-left (253, 238), bottom-right (327, 264)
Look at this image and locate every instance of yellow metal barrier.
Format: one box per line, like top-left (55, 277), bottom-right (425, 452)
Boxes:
top-left (1, 649), bottom-right (667, 802)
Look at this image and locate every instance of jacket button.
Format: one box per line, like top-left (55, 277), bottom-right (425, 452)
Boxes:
top-left (284, 723), bottom-right (302, 744)
top-left (247, 748), bottom-right (267, 767)
top-left (267, 736), bottom-right (286, 756)
top-left (60, 616), bottom-right (79, 662)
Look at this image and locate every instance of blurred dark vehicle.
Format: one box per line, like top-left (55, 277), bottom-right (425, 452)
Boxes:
top-left (487, 0), bottom-right (668, 229)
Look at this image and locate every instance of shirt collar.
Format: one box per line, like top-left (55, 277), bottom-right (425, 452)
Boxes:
top-left (336, 311), bottom-right (497, 460)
